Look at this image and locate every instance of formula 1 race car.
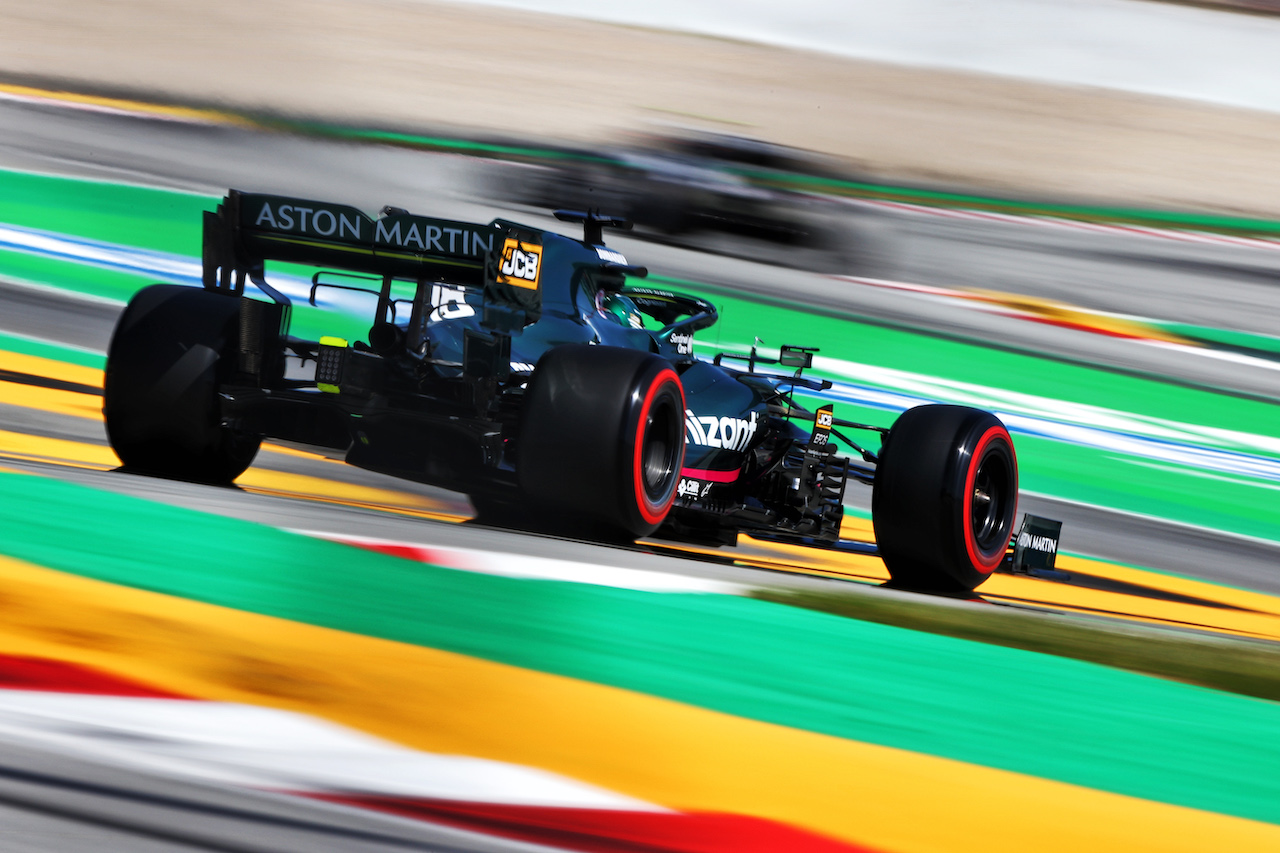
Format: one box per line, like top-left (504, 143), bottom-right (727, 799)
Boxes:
top-left (103, 190), bottom-right (1021, 592)
top-left (493, 131), bottom-right (860, 271)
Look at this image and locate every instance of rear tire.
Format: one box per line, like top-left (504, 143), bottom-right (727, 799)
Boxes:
top-left (104, 284), bottom-right (261, 484)
top-left (872, 405), bottom-right (1017, 592)
top-left (518, 345), bottom-right (685, 539)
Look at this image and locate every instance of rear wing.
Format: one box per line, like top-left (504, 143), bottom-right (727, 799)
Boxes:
top-left (202, 190), bottom-right (505, 295)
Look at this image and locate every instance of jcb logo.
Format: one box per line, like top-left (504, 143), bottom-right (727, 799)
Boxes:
top-left (498, 239), bottom-right (541, 290)
top-left (809, 405), bottom-right (834, 449)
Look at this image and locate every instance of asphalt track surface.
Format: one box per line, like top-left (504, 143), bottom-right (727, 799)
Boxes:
top-left (3, 98), bottom-right (1280, 581)
top-left (0, 733), bottom-right (559, 853)
top-left (3, 99), bottom-right (1280, 848)
top-left (6, 97), bottom-right (1280, 398)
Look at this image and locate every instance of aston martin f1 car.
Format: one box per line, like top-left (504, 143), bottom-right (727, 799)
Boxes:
top-left (103, 190), bottom-right (1022, 592)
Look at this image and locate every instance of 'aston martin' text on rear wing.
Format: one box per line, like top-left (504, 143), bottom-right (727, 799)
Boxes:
top-left (202, 190), bottom-right (504, 295)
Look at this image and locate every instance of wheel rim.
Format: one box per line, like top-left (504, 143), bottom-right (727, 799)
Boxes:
top-left (970, 445), bottom-right (1013, 554)
top-left (641, 395), bottom-right (681, 502)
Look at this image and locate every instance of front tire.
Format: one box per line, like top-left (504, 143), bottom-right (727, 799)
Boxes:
top-left (104, 284), bottom-right (261, 484)
top-left (872, 405), bottom-right (1018, 592)
top-left (518, 345), bottom-right (685, 539)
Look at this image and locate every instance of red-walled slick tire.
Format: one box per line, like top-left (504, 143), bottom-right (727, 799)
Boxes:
top-left (518, 345), bottom-right (686, 539)
top-left (872, 404), bottom-right (1018, 592)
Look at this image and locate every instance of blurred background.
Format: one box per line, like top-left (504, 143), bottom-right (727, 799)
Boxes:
top-left (2, 1), bottom-right (1280, 851)
top-left (8, 0), bottom-right (1280, 212)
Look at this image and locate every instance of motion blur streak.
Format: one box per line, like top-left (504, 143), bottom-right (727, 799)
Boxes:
top-left (5, 341), bottom-right (1280, 640)
top-left (5, 470), bottom-right (1280, 842)
top-left (0, 82), bottom-right (250, 125)
top-left (1, 547), bottom-right (1279, 853)
top-left (694, 535), bottom-right (1280, 642)
top-left (0, 428), bottom-right (459, 521)
top-left (7, 216), bottom-right (1280, 497)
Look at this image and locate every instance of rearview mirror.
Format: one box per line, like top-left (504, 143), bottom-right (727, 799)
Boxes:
top-left (779, 345), bottom-right (815, 369)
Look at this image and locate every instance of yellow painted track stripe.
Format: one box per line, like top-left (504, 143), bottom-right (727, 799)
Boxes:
top-left (1, 554), bottom-right (1278, 852)
top-left (246, 442), bottom-right (336, 462)
top-left (0, 426), bottom-right (333, 471)
top-left (980, 562), bottom-right (1280, 640)
top-left (6, 411), bottom-right (1279, 639)
top-left (8, 346), bottom-right (1280, 637)
top-left (967, 288), bottom-right (1190, 343)
top-left (736, 533), bottom-right (890, 580)
top-left (0, 428), bottom-right (116, 470)
top-left (7, 413), bottom-right (1277, 640)
top-left (983, 563), bottom-right (1280, 640)
top-left (0, 83), bottom-right (252, 127)
top-left (0, 345), bottom-right (467, 517)
top-left (0, 349), bottom-right (104, 389)
top-left (0, 350), bottom-right (355, 469)
top-left (0, 380), bottom-right (105, 421)
top-left (0, 355), bottom-right (375, 464)
top-left (240, 469), bottom-right (463, 522)
top-left (0, 349), bottom-right (106, 420)
top-left (0, 430), bottom-right (457, 517)
top-left (727, 530), bottom-right (1280, 640)
top-left (1054, 553), bottom-right (1280, 617)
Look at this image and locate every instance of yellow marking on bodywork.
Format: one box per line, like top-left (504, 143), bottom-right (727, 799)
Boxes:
top-left (0, 554), bottom-right (1277, 853)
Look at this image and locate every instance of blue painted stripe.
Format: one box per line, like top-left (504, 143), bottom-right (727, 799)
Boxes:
top-left (0, 222), bottom-right (371, 314)
top-left (6, 219), bottom-right (1279, 495)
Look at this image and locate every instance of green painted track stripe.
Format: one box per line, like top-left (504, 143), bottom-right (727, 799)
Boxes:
top-left (3, 168), bottom-right (1279, 543)
top-left (3, 470), bottom-right (1280, 826)
top-left (0, 330), bottom-right (105, 369)
top-left (0, 247), bottom-right (151, 304)
top-left (0, 168), bottom-right (210, 255)
top-left (1156, 322), bottom-right (1280, 359)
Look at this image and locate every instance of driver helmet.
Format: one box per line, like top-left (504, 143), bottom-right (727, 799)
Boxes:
top-left (598, 291), bottom-right (645, 329)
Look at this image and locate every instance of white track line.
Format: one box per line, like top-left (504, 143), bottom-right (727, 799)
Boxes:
top-left (0, 689), bottom-right (662, 809)
top-left (293, 530), bottom-right (745, 595)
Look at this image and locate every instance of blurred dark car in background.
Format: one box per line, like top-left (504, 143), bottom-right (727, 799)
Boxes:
top-left (491, 130), bottom-right (874, 273)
